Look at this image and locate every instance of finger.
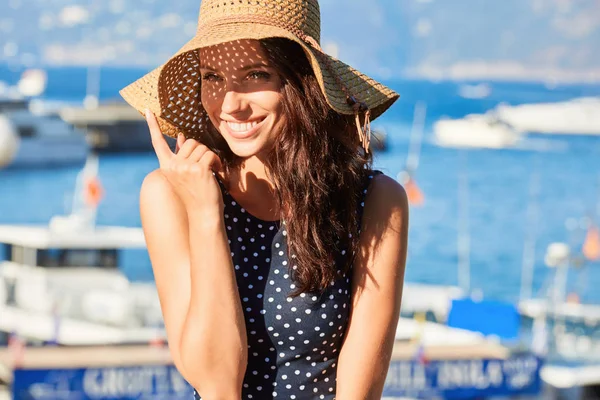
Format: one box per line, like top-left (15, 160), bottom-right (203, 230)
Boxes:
top-left (176, 133), bottom-right (185, 154)
top-left (177, 138), bottom-right (201, 158)
top-left (199, 151), bottom-right (223, 173)
top-left (189, 144), bottom-right (209, 162)
top-left (146, 110), bottom-right (173, 163)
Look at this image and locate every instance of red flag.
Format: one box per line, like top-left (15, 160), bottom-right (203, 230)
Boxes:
top-left (583, 225), bottom-right (600, 261)
top-left (84, 176), bottom-right (104, 207)
top-left (405, 177), bottom-right (425, 206)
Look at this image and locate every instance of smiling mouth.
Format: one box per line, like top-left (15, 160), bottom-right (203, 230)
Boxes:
top-left (224, 118), bottom-right (266, 133)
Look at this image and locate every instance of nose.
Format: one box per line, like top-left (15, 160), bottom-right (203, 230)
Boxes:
top-left (220, 88), bottom-right (247, 116)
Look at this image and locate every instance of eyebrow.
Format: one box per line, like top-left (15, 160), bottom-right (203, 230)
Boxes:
top-left (240, 62), bottom-right (270, 71)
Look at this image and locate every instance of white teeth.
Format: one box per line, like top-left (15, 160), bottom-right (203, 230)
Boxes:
top-left (226, 120), bottom-right (260, 132)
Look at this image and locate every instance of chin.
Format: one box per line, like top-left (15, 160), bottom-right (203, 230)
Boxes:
top-left (226, 139), bottom-right (272, 159)
top-left (220, 127), bottom-right (278, 160)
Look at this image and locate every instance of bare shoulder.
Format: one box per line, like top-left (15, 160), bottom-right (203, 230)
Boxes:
top-left (141, 169), bottom-right (173, 200)
top-left (363, 173), bottom-right (409, 230)
top-left (140, 169), bottom-right (186, 222)
top-left (140, 169), bottom-right (182, 207)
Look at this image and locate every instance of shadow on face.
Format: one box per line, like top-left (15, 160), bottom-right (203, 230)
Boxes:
top-left (198, 39), bottom-right (286, 159)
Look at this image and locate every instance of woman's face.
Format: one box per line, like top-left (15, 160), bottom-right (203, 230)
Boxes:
top-left (199, 39), bottom-right (285, 159)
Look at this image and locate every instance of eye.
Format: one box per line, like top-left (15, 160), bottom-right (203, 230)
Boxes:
top-left (247, 71), bottom-right (271, 81)
top-left (201, 72), bottom-right (222, 82)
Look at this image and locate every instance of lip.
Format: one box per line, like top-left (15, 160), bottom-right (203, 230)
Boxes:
top-left (221, 117), bottom-right (267, 140)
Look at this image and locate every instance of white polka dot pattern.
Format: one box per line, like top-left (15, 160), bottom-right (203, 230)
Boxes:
top-left (194, 172), bottom-right (380, 399)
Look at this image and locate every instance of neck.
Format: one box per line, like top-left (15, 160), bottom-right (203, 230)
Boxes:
top-left (220, 156), bottom-right (280, 221)
top-left (229, 156), bottom-right (273, 192)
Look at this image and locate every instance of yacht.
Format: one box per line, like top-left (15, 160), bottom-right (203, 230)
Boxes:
top-left (0, 109), bottom-right (89, 169)
top-left (0, 155), bottom-right (164, 346)
top-left (0, 98), bottom-right (27, 114)
top-left (494, 97), bottom-right (600, 135)
top-left (433, 113), bottom-right (522, 149)
top-left (0, 69), bottom-right (89, 169)
top-left (0, 225), bottom-right (164, 346)
top-left (58, 102), bottom-right (159, 153)
top-left (457, 82), bottom-right (492, 99)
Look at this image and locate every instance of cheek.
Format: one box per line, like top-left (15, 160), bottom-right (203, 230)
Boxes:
top-left (259, 93), bottom-right (286, 140)
top-left (252, 91), bottom-right (284, 116)
top-left (201, 85), bottom-right (224, 116)
top-left (201, 88), bottom-right (224, 129)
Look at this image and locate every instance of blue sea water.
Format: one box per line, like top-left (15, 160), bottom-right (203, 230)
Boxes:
top-left (1, 65), bottom-right (600, 306)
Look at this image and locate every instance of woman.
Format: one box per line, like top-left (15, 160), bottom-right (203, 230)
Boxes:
top-left (121, 1), bottom-right (409, 399)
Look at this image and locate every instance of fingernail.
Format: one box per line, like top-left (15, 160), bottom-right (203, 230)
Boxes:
top-left (145, 108), bottom-right (151, 118)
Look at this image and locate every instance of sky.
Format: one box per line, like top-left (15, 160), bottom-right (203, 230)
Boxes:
top-left (0, 0), bottom-right (599, 82)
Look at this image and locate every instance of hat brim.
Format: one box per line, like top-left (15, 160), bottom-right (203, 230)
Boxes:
top-left (120, 22), bottom-right (399, 139)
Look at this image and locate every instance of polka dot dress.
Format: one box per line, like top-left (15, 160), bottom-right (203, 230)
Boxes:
top-left (194, 171), bottom-right (381, 400)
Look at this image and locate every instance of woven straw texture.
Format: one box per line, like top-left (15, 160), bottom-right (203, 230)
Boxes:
top-left (120, 0), bottom-right (399, 140)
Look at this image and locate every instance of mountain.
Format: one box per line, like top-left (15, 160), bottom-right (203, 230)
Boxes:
top-left (1, 0), bottom-right (599, 82)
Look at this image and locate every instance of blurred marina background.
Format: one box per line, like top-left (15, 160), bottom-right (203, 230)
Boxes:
top-left (0, 0), bottom-right (600, 399)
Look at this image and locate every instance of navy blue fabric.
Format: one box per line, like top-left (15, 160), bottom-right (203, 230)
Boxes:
top-left (194, 171), bottom-right (381, 399)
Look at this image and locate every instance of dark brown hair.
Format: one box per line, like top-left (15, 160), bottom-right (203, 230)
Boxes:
top-left (205, 38), bottom-right (372, 294)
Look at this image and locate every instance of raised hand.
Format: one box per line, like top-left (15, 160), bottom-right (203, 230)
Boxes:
top-left (146, 109), bottom-right (224, 219)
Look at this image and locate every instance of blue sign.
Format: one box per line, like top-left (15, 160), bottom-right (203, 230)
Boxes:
top-left (12, 365), bottom-right (193, 399)
top-left (383, 352), bottom-right (543, 399)
top-left (11, 353), bottom-right (542, 399)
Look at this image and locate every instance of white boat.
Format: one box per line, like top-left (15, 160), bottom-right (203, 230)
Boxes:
top-left (515, 190), bottom-right (600, 395)
top-left (494, 97), bottom-right (600, 135)
top-left (0, 97), bottom-right (28, 114)
top-left (519, 298), bottom-right (600, 324)
top-left (0, 68), bottom-right (88, 169)
top-left (394, 316), bottom-right (493, 347)
top-left (457, 83), bottom-right (492, 99)
top-left (0, 155), bottom-right (165, 346)
top-left (0, 69), bottom-right (46, 107)
top-left (0, 109), bottom-right (89, 169)
top-left (541, 364), bottom-right (600, 390)
top-left (16, 70), bottom-right (47, 99)
top-left (58, 102), bottom-right (159, 153)
top-left (433, 113), bottom-right (522, 149)
top-left (400, 283), bottom-right (464, 322)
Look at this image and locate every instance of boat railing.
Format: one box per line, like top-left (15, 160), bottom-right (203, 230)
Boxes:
top-left (0, 261), bottom-right (162, 329)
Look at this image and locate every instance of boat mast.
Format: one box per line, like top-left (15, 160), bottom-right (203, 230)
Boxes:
top-left (69, 152), bottom-right (100, 229)
top-left (457, 150), bottom-right (470, 295)
top-left (519, 154), bottom-right (541, 302)
top-left (83, 0), bottom-right (101, 110)
top-left (84, 66), bottom-right (101, 110)
top-left (397, 102), bottom-right (427, 206)
top-left (406, 102), bottom-right (426, 174)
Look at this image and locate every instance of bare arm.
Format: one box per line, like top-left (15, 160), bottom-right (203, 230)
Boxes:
top-left (181, 199), bottom-right (248, 399)
top-left (141, 111), bottom-right (247, 399)
top-left (140, 170), bottom-right (191, 374)
top-left (336, 174), bottom-right (409, 399)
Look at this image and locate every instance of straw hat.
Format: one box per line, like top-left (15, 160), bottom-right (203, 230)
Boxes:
top-left (120, 0), bottom-right (399, 150)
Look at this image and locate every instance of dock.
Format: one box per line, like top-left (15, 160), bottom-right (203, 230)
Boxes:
top-left (0, 345), bottom-right (172, 372)
top-left (0, 316), bottom-right (543, 399)
top-left (58, 103), bottom-right (174, 153)
top-left (0, 316), bottom-right (509, 371)
top-left (0, 340), bottom-right (509, 373)
top-left (0, 339), bottom-right (512, 393)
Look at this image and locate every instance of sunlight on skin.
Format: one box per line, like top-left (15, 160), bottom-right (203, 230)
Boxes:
top-left (196, 39), bottom-right (284, 219)
top-left (198, 39), bottom-right (286, 161)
